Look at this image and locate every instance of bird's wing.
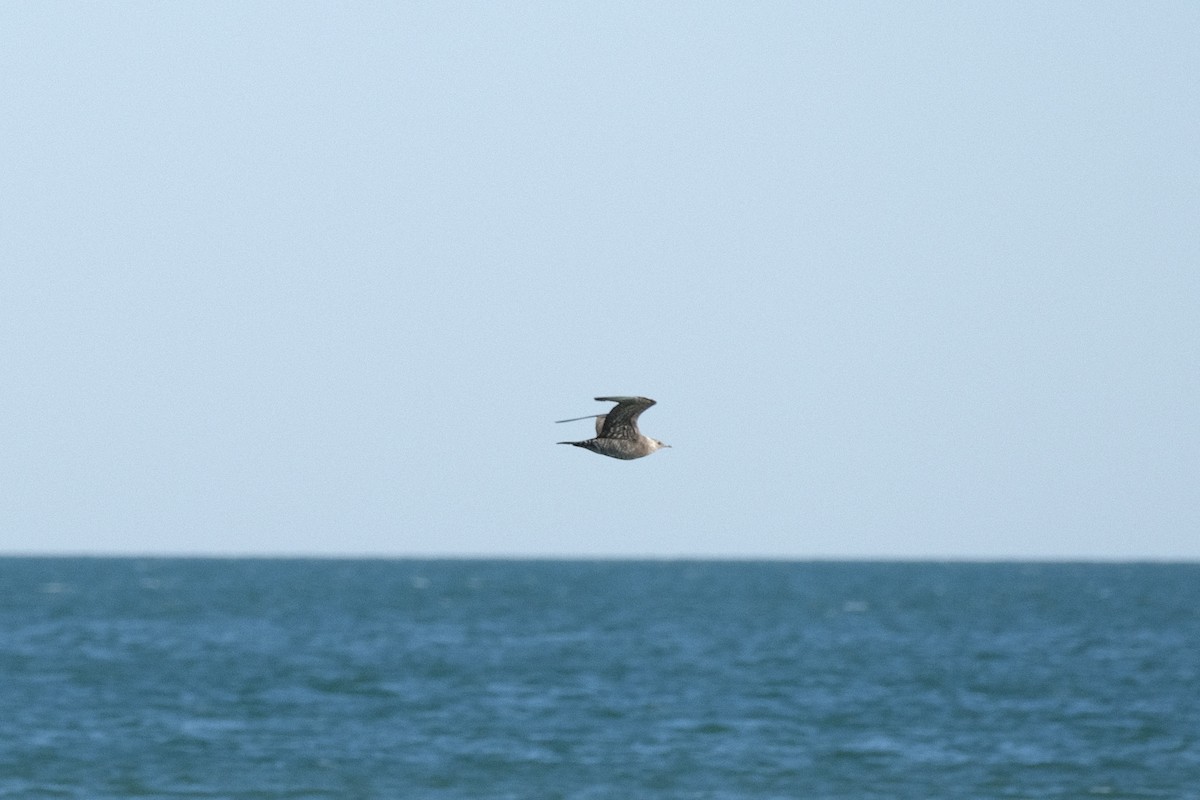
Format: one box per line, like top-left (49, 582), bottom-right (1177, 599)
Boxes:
top-left (553, 413), bottom-right (608, 436)
top-left (594, 396), bottom-right (655, 440)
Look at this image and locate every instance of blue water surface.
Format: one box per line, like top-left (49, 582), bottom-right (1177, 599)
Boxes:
top-left (1, 559), bottom-right (1198, 799)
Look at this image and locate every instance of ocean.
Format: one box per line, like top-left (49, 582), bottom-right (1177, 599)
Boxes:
top-left (1, 559), bottom-right (1197, 799)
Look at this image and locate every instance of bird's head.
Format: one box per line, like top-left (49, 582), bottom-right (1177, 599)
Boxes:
top-left (652, 439), bottom-right (671, 452)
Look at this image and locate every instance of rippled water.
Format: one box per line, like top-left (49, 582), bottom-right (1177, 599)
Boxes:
top-left (1, 559), bottom-right (1197, 798)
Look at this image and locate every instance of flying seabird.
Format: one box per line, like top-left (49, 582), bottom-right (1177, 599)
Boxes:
top-left (556, 396), bottom-right (670, 460)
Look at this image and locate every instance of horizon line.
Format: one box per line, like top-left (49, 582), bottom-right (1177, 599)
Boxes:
top-left (1, 551), bottom-right (1197, 565)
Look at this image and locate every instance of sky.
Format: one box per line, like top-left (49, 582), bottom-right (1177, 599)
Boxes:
top-left (2, 2), bottom-right (1197, 560)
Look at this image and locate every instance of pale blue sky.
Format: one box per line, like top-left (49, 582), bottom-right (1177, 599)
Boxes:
top-left (3, 3), bottom-right (1197, 559)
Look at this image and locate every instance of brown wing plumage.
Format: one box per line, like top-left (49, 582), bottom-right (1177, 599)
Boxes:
top-left (594, 396), bottom-right (656, 441)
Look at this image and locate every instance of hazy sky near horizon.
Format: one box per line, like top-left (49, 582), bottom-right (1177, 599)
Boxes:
top-left (3, 3), bottom-right (1198, 559)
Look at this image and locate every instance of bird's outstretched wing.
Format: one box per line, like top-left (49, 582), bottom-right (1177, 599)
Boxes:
top-left (553, 413), bottom-right (608, 436)
top-left (594, 396), bottom-right (655, 440)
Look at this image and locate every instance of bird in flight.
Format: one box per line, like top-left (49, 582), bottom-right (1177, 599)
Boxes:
top-left (556, 396), bottom-right (670, 460)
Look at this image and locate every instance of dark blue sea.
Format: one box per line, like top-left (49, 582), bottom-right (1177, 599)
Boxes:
top-left (2, 559), bottom-right (1198, 799)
